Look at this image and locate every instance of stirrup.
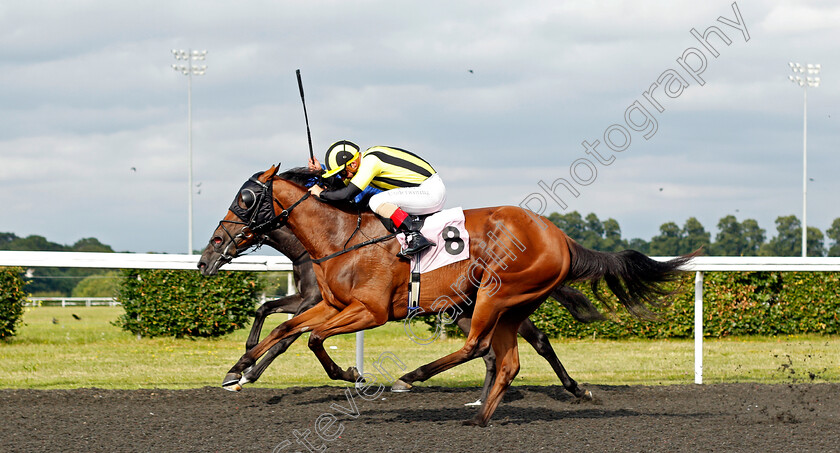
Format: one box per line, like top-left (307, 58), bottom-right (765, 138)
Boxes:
top-left (397, 232), bottom-right (434, 258)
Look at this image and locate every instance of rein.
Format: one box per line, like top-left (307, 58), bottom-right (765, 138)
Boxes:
top-left (224, 172), bottom-right (395, 264)
top-left (311, 232), bottom-right (397, 264)
top-left (311, 212), bottom-right (398, 264)
top-left (259, 191), bottom-right (311, 234)
top-left (218, 179), bottom-right (310, 261)
top-left (253, 183), bottom-right (397, 265)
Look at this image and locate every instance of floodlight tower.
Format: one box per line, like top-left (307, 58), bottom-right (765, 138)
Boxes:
top-left (788, 62), bottom-right (820, 257)
top-left (172, 49), bottom-right (207, 255)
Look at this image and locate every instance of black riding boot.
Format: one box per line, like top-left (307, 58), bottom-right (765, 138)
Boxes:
top-left (397, 218), bottom-right (435, 258)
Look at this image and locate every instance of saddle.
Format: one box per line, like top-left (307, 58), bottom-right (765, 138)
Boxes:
top-left (394, 208), bottom-right (470, 310)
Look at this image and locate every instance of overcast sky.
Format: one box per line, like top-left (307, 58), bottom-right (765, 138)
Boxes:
top-left (1, 0), bottom-right (837, 253)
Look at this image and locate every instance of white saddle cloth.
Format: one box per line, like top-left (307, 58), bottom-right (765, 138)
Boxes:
top-left (397, 207), bottom-right (470, 274)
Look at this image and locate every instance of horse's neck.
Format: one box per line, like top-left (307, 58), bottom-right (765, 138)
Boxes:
top-left (265, 227), bottom-right (307, 259)
top-left (280, 188), bottom-right (369, 258)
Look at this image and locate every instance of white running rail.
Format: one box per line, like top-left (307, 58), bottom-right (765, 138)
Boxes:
top-left (3, 251), bottom-right (839, 384)
top-left (681, 256), bottom-right (840, 384)
top-left (0, 251), bottom-right (292, 271)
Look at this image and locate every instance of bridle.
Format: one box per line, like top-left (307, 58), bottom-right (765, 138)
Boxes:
top-left (216, 172), bottom-right (311, 262)
top-left (213, 167), bottom-right (396, 265)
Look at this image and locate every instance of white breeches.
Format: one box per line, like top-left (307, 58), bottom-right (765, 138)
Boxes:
top-left (368, 173), bottom-right (446, 215)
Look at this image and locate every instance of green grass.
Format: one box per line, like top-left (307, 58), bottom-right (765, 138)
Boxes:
top-left (1, 307), bottom-right (838, 389)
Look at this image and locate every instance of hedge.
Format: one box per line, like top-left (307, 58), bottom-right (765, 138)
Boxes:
top-left (0, 267), bottom-right (28, 340)
top-left (115, 269), bottom-right (262, 338)
top-left (426, 272), bottom-right (840, 339)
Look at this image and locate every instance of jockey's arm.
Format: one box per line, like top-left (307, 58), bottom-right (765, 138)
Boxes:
top-left (316, 182), bottom-right (363, 202)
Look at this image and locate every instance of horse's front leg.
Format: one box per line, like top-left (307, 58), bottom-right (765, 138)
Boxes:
top-left (241, 295), bottom-right (322, 384)
top-left (239, 332), bottom-right (303, 386)
top-left (306, 300), bottom-right (386, 382)
top-left (243, 298), bottom-right (360, 385)
top-left (223, 301), bottom-right (339, 391)
top-left (246, 294), bottom-right (307, 350)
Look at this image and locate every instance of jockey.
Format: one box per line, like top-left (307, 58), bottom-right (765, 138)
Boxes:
top-left (311, 160), bottom-right (382, 206)
top-left (308, 140), bottom-right (446, 257)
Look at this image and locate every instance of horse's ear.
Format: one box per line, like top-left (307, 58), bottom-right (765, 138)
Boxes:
top-left (265, 164), bottom-right (280, 179)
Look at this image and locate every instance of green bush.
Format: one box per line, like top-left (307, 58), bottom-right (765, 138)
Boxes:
top-left (528, 271), bottom-right (840, 339)
top-left (529, 275), bottom-right (695, 339)
top-left (0, 267), bottom-right (28, 340)
top-left (426, 271), bottom-right (840, 340)
top-left (115, 269), bottom-right (262, 338)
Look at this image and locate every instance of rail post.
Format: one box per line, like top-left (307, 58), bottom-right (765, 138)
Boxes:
top-left (356, 331), bottom-right (364, 386)
top-left (694, 271), bottom-right (704, 384)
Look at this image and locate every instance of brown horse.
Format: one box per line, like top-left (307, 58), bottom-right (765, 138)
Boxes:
top-left (210, 165), bottom-right (694, 426)
top-left (199, 224), bottom-right (602, 404)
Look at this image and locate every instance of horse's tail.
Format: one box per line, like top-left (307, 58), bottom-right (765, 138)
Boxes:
top-left (563, 238), bottom-right (698, 319)
top-left (549, 286), bottom-right (607, 323)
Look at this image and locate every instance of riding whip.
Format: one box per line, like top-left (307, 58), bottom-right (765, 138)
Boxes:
top-left (296, 69), bottom-right (315, 161)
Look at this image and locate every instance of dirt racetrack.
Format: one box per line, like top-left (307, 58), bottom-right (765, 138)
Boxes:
top-left (2, 383), bottom-right (838, 452)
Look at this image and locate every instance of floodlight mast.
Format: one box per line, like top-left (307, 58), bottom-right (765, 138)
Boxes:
top-left (171, 49), bottom-right (207, 254)
top-left (788, 62), bottom-right (820, 257)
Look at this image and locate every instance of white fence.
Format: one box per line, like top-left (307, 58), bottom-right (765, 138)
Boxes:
top-left (685, 257), bottom-right (840, 384)
top-left (26, 297), bottom-right (120, 307)
top-left (2, 251), bottom-right (839, 384)
top-left (0, 251), bottom-right (292, 271)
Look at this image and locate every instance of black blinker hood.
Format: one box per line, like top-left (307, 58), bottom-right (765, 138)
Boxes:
top-left (229, 169), bottom-right (279, 231)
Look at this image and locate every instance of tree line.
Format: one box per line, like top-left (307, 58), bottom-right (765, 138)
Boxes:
top-left (547, 212), bottom-right (840, 256)
top-left (0, 232), bottom-right (288, 297)
top-left (0, 233), bottom-right (115, 296)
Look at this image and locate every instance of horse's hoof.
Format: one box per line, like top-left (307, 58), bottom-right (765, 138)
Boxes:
top-left (391, 379), bottom-right (413, 392)
top-left (222, 373), bottom-right (243, 392)
top-left (347, 366), bottom-right (364, 382)
top-left (464, 399), bottom-right (482, 407)
top-left (462, 417), bottom-right (487, 427)
top-left (222, 382), bottom-right (243, 392)
top-left (572, 389), bottom-right (597, 404)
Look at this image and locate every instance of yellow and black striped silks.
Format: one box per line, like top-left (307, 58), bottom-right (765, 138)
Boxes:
top-left (347, 146), bottom-right (436, 191)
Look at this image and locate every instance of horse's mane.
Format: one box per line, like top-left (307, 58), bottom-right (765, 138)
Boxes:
top-left (274, 167), bottom-right (343, 191)
top-left (276, 167), bottom-right (322, 187)
top-left (275, 167), bottom-right (368, 214)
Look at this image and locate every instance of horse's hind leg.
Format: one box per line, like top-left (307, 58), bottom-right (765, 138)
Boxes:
top-left (393, 298), bottom-right (502, 392)
top-left (466, 317), bottom-right (521, 427)
top-left (458, 315), bottom-right (497, 405)
top-left (394, 312), bottom-right (500, 404)
top-left (518, 318), bottom-right (592, 401)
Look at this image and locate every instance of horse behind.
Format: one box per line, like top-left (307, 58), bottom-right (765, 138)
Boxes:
top-left (215, 166), bottom-right (695, 426)
top-left (199, 223), bottom-right (607, 404)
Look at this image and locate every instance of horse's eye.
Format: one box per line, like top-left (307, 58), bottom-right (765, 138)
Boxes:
top-left (239, 189), bottom-right (257, 209)
top-left (212, 237), bottom-right (223, 245)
